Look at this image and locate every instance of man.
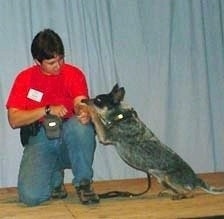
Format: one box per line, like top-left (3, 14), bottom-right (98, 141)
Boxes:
top-left (6, 29), bottom-right (99, 206)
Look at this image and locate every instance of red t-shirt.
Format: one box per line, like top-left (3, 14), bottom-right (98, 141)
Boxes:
top-left (6, 63), bottom-right (89, 118)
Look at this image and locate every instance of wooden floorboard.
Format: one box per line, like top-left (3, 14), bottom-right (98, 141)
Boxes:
top-left (1, 172), bottom-right (224, 219)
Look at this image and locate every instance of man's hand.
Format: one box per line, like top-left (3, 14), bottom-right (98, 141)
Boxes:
top-left (48, 105), bottom-right (68, 117)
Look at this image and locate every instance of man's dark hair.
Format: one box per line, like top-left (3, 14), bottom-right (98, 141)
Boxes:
top-left (31, 29), bottom-right (64, 62)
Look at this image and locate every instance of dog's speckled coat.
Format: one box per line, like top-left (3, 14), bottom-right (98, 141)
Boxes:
top-left (83, 84), bottom-right (224, 199)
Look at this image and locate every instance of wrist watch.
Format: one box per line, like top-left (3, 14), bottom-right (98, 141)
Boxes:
top-left (45, 105), bottom-right (51, 115)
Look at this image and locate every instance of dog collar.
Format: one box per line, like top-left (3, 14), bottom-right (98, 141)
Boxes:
top-left (99, 109), bottom-right (137, 128)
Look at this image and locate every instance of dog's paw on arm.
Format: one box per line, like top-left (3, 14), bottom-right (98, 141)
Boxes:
top-left (75, 103), bottom-right (89, 116)
top-left (83, 105), bottom-right (99, 121)
top-left (74, 101), bottom-right (92, 125)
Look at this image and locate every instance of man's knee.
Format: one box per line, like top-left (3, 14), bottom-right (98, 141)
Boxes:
top-left (65, 117), bottom-right (95, 136)
top-left (18, 186), bottom-right (50, 207)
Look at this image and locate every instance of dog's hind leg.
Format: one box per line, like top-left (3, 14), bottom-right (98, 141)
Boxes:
top-left (148, 170), bottom-right (183, 199)
top-left (149, 169), bottom-right (193, 200)
top-left (157, 176), bottom-right (193, 200)
top-left (158, 185), bottom-right (189, 200)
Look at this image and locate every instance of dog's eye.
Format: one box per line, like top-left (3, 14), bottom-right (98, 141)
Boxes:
top-left (96, 98), bottom-right (102, 103)
top-left (94, 97), bottom-right (103, 107)
top-left (94, 94), bottom-right (110, 107)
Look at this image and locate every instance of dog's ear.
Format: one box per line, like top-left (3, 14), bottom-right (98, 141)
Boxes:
top-left (110, 83), bottom-right (125, 104)
top-left (111, 83), bottom-right (119, 93)
top-left (113, 87), bottom-right (125, 104)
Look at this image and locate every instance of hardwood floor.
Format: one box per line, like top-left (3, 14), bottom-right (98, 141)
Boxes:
top-left (0, 172), bottom-right (224, 219)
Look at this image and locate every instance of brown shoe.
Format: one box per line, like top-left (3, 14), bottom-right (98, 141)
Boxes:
top-left (51, 183), bottom-right (68, 199)
top-left (76, 180), bottom-right (100, 205)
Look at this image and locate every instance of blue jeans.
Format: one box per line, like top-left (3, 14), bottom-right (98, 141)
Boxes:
top-left (18, 116), bottom-right (96, 206)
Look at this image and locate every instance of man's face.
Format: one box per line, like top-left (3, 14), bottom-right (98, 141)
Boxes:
top-left (37, 55), bottom-right (64, 75)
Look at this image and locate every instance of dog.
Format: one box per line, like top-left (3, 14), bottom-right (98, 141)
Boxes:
top-left (82, 84), bottom-right (224, 199)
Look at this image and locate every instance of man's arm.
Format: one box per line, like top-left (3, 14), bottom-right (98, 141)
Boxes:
top-left (8, 104), bottom-right (68, 129)
top-left (8, 107), bottom-right (46, 129)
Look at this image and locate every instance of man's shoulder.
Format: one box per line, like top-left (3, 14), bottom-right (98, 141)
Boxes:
top-left (63, 63), bottom-right (85, 75)
top-left (16, 65), bottom-right (38, 80)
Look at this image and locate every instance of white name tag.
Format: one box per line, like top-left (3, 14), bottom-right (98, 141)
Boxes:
top-left (27, 88), bottom-right (43, 102)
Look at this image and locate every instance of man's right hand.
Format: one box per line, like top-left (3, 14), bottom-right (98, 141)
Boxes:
top-left (47, 105), bottom-right (68, 118)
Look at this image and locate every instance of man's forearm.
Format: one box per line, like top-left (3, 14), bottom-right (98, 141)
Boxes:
top-left (8, 107), bottom-right (46, 128)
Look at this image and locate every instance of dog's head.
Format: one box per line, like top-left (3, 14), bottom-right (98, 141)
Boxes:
top-left (94, 83), bottom-right (125, 108)
top-left (82, 83), bottom-right (125, 117)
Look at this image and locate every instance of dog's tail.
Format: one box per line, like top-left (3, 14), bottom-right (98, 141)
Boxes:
top-left (197, 178), bottom-right (224, 194)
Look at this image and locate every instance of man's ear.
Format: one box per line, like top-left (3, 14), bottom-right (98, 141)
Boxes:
top-left (34, 59), bottom-right (41, 66)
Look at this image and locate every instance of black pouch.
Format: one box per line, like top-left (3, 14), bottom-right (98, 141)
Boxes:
top-left (43, 115), bottom-right (62, 139)
top-left (20, 122), bottom-right (40, 146)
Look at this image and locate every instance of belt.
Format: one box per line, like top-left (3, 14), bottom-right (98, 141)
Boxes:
top-left (38, 117), bottom-right (69, 124)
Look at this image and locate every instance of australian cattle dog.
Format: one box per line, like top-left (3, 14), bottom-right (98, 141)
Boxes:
top-left (82, 84), bottom-right (224, 200)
